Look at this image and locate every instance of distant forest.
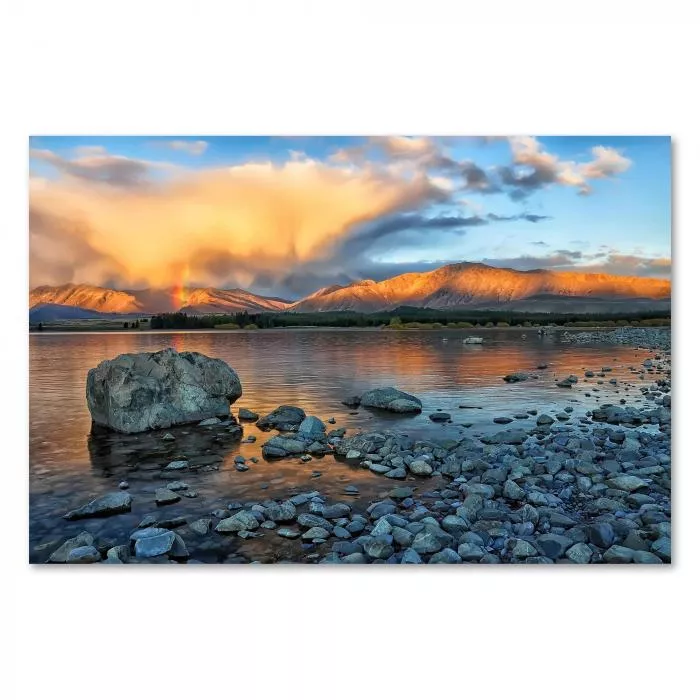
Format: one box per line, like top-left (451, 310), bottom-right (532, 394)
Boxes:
top-left (149, 307), bottom-right (671, 330)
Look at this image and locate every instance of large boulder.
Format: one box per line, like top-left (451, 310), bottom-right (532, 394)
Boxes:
top-left (359, 387), bottom-right (422, 413)
top-left (86, 348), bottom-right (242, 433)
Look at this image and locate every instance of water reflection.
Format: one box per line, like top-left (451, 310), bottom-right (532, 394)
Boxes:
top-left (29, 328), bottom-right (658, 556)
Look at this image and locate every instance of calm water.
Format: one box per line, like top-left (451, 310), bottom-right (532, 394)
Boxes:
top-left (29, 327), bottom-right (659, 561)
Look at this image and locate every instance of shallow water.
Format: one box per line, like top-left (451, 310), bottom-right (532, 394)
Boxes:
top-left (29, 327), bottom-right (662, 561)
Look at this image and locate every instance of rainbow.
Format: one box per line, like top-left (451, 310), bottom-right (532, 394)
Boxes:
top-left (171, 263), bottom-right (190, 310)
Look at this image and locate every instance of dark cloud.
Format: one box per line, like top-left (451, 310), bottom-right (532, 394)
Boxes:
top-left (30, 148), bottom-right (161, 188)
top-left (554, 249), bottom-right (583, 259)
top-left (487, 213), bottom-right (551, 224)
top-left (531, 241), bottom-right (549, 247)
top-left (480, 253), bottom-right (580, 270)
top-left (462, 161), bottom-right (500, 193)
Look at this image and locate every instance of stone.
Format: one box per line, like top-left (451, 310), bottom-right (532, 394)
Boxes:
top-left (133, 528), bottom-right (176, 558)
top-left (86, 348), bottom-right (241, 433)
top-left (155, 488), bottom-right (181, 505)
top-left (238, 408), bottom-right (259, 421)
top-left (429, 412), bottom-right (451, 422)
top-left (493, 416), bottom-right (513, 424)
top-left (216, 511), bottom-right (260, 533)
top-left (429, 548), bottom-right (462, 564)
top-left (565, 542), bottom-right (593, 564)
top-left (606, 475), bottom-right (647, 492)
top-left (537, 414), bottom-right (555, 426)
top-left (277, 528), bottom-right (301, 539)
top-left (650, 536), bottom-right (671, 562)
top-left (503, 372), bottom-right (529, 383)
top-left (256, 405), bottom-right (306, 431)
top-left (164, 460), bottom-right (189, 471)
top-left (297, 416), bottom-right (327, 439)
top-left (401, 549), bottom-right (423, 564)
top-left (512, 539), bottom-right (538, 558)
top-left (536, 534), bottom-right (574, 559)
top-left (408, 460), bottom-right (433, 476)
top-left (66, 545), bottom-right (101, 563)
top-left (457, 542), bottom-right (485, 562)
top-left (166, 481), bottom-right (189, 491)
top-left (198, 417), bottom-right (221, 426)
top-left (587, 522), bottom-right (616, 549)
top-left (412, 531), bottom-right (442, 554)
top-left (64, 492), bottom-right (132, 520)
top-left (262, 436), bottom-right (307, 457)
top-left (297, 513), bottom-right (334, 530)
top-left (359, 387), bottom-right (422, 413)
top-left (189, 518), bottom-right (211, 536)
top-left (603, 545), bottom-right (636, 563)
top-left (118, 481), bottom-right (129, 489)
top-left (321, 503), bottom-right (352, 519)
top-left (633, 550), bottom-right (663, 564)
top-left (503, 479), bottom-right (526, 501)
top-left (49, 531), bottom-right (94, 563)
top-left (302, 526), bottom-right (330, 541)
top-left (264, 501), bottom-right (297, 522)
top-left (363, 538), bottom-right (394, 559)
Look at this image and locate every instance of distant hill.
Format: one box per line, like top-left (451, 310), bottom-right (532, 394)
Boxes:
top-left (28, 303), bottom-right (124, 323)
top-left (29, 283), bottom-right (293, 315)
top-left (290, 262), bottom-right (671, 313)
top-left (29, 262), bottom-right (671, 318)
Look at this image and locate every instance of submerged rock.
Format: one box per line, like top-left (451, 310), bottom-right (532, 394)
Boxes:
top-left (86, 348), bottom-right (242, 433)
top-left (64, 492), bottom-right (132, 520)
top-left (359, 387), bottom-right (422, 413)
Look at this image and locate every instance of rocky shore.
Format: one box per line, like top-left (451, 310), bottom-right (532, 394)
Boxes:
top-left (37, 328), bottom-right (671, 565)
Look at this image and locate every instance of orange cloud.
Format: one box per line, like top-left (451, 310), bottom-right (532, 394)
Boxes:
top-left (29, 157), bottom-right (440, 288)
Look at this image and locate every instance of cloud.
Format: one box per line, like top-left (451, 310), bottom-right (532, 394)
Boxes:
top-left (573, 254), bottom-right (671, 278)
top-left (164, 140), bottom-right (209, 156)
top-left (487, 213), bottom-right (551, 223)
top-left (462, 161), bottom-right (500, 193)
top-left (498, 136), bottom-right (631, 199)
top-left (29, 148), bottom-right (171, 188)
top-left (481, 252), bottom-right (581, 270)
top-left (29, 157), bottom-right (444, 289)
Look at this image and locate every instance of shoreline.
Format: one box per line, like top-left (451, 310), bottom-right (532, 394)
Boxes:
top-left (31, 326), bottom-right (671, 565)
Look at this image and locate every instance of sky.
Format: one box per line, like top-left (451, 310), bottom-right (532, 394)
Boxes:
top-left (28, 135), bottom-right (671, 299)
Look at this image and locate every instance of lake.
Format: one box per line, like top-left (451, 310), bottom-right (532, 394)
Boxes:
top-left (29, 327), bottom-right (659, 561)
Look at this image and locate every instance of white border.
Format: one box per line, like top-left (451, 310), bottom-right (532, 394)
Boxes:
top-left (2, 3), bottom-right (697, 699)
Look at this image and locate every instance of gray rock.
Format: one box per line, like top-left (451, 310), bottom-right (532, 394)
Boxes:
top-left (603, 545), bottom-right (636, 563)
top-left (408, 460), bottom-right (433, 476)
top-left (163, 460), bottom-right (189, 471)
top-left (512, 539), bottom-right (538, 558)
top-left (457, 542), bottom-right (485, 561)
top-left (238, 408), bottom-right (259, 421)
top-left (565, 542), bottom-right (593, 564)
top-left (216, 511), bottom-right (260, 533)
top-left (86, 348), bottom-right (241, 433)
top-left (133, 529), bottom-right (176, 558)
top-left (650, 536), bottom-right (671, 562)
top-left (155, 488), bottom-right (181, 505)
top-left (633, 550), bottom-right (663, 564)
top-left (536, 534), bottom-right (574, 559)
top-left (277, 527), bottom-right (301, 539)
top-left (429, 412), bottom-right (451, 422)
top-left (301, 526), bottom-right (330, 541)
top-left (64, 492), bottom-right (132, 520)
top-left (297, 513), bottom-right (334, 530)
top-left (503, 372), bottom-right (529, 383)
top-left (297, 416), bottom-right (327, 439)
top-left (66, 545), bottom-right (101, 563)
top-left (503, 479), bottom-right (526, 501)
top-left (606, 475), bottom-right (647, 492)
top-left (537, 414), bottom-right (555, 426)
top-left (587, 522), bottom-right (616, 549)
top-left (359, 387), bottom-right (422, 413)
top-left (264, 501), bottom-right (297, 523)
top-left (189, 518), bottom-right (212, 536)
top-left (429, 548), bottom-right (461, 564)
top-left (401, 549), bottom-right (423, 564)
top-left (256, 405), bottom-right (306, 431)
top-left (412, 531), bottom-right (442, 554)
top-left (165, 480), bottom-right (189, 491)
top-left (363, 537), bottom-right (394, 559)
top-left (49, 531), bottom-right (94, 563)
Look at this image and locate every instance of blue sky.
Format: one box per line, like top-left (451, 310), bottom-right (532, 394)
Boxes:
top-left (28, 135), bottom-right (671, 297)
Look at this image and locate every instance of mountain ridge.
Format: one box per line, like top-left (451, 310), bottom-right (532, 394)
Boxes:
top-left (30, 262), bottom-right (671, 317)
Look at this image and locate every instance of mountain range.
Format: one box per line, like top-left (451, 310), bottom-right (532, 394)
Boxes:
top-left (29, 262), bottom-right (671, 319)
